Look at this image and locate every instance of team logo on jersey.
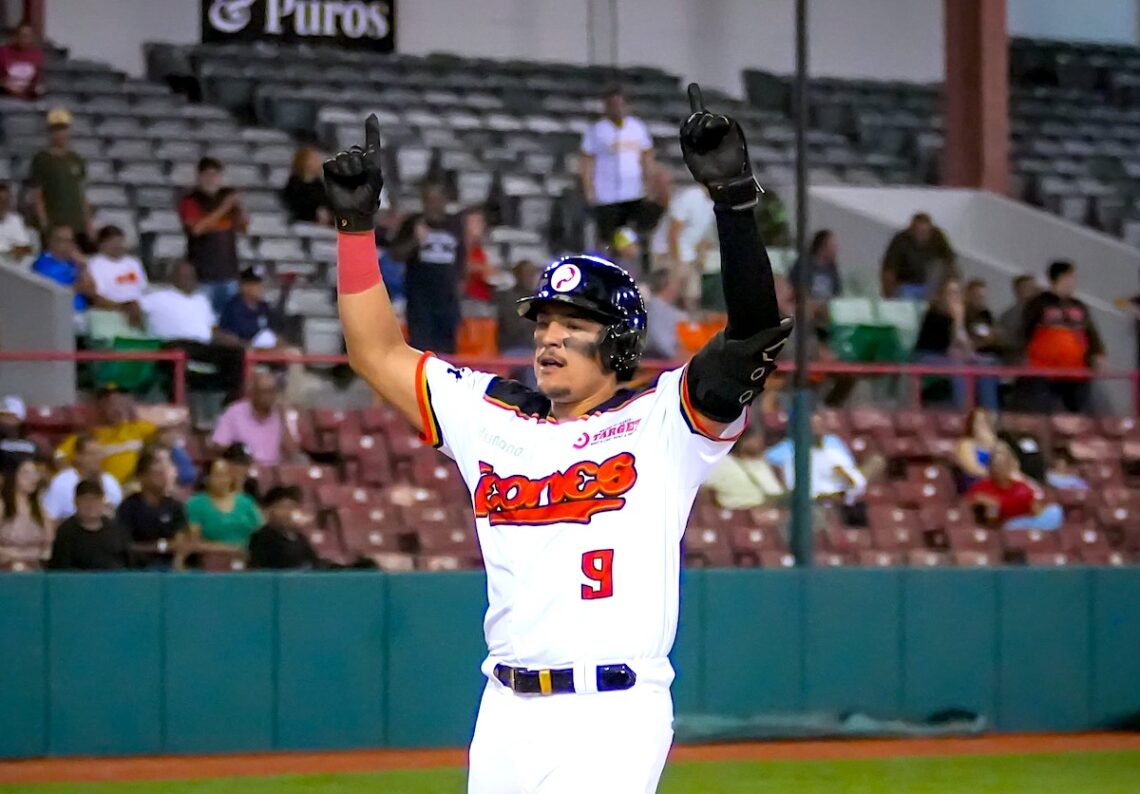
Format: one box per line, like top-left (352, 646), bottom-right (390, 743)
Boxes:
top-left (474, 452), bottom-right (637, 525)
top-left (550, 263), bottom-right (582, 293)
top-left (572, 418), bottom-right (641, 449)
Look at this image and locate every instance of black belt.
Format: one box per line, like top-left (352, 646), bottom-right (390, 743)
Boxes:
top-left (493, 663), bottom-right (637, 695)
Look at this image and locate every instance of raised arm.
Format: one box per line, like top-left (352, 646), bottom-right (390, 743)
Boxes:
top-left (678, 84), bottom-right (793, 435)
top-left (325, 115), bottom-right (425, 432)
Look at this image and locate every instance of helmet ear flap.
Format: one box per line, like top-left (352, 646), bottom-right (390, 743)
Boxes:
top-left (599, 323), bottom-right (646, 377)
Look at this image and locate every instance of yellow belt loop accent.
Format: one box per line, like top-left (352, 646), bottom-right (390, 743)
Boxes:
top-left (538, 669), bottom-right (553, 695)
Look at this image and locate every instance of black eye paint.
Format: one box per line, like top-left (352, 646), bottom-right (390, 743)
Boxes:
top-left (562, 336), bottom-right (600, 359)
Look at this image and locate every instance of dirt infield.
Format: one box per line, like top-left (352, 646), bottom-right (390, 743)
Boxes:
top-left (3, 733), bottom-right (1138, 785)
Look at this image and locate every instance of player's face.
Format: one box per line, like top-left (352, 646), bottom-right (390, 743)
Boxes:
top-left (533, 306), bottom-right (611, 402)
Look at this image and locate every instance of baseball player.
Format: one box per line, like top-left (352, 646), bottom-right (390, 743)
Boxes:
top-left (326, 84), bottom-right (792, 793)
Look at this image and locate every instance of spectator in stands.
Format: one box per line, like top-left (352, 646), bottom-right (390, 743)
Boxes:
top-left (611, 226), bottom-right (643, 281)
top-left (0, 396), bottom-right (37, 471)
top-left (140, 260), bottom-right (245, 398)
top-left (217, 266), bottom-right (285, 349)
top-left (0, 182), bottom-right (35, 268)
top-left (48, 478), bottom-right (130, 570)
top-left (661, 184), bottom-right (718, 310)
top-left (1023, 260), bottom-right (1104, 413)
top-left (640, 167), bottom-right (674, 238)
top-left (765, 410), bottom-right (873, 507)
top-left (389, 182), bottom-right (464, 353)
top-left (0, 22), bottom-right (44, 99)
top-left (85, 225), bottom-right (147, 329)
top-left (790, 229), bottom-right (843, 302)
top-left (997, 274), bottom-right (1039, 363)
top-left (1113, 267), bottom-right (1140, 370)
top-left (963, 278), bottom-right (1001, 357)
top-left (31, 225), bottom-right (91, 321)
top-left (965, 442), bottom-right (1062, 532)
top-left (152, 425), bottom-right (197, 490)
top-left (178, 156), bottom-right (247, 314)
top-left (29, 108), bottom-right (93, 250)
top-left (643, 270), bottom-right (686, 360)
top-left (462, 207), bottom-right (496, 313)
top-left (954, 407), bottom-right (999, 491)
top-left (913, 277), bottom-right (999, 410)
top-left (221, 442), bottom-right (261, 500)
top-left (56, 385), bottom-right (155, 484)
top-left (42, 434), bottom-right (122, 522)
top-left (880, 212), bottom-right (955, 301)
top-left (248, 485), bottom-right (320, 569)
top-left (116, 447), bottom-right (187, 567)
top-left (185, 458), bottom-right (262, 550)
top-left (0, 456), bottom-right (51, 565)
top-left (579, 85), bottom-right (655, 245)
top-left (705, 426), bottom-right (785, 509)
top-left (494, 259), bottom-right (541, 386)
top-left (282, 145), bottom-right (331, 225)
top-left (210, 370), bottom-right (299, 467)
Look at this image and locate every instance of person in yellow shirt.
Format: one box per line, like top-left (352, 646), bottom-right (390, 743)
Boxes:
top-left (704, 426), bottom-right (785, 510)
top-left (56, 386), bottom-right (155, 484)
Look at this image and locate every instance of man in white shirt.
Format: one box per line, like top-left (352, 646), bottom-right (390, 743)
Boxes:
top-left (86, 224), bottom-right (147, 328)
top-left (43, 434), bottom-right (123, 520)
top-left (665, 184), bottom-right (718, 310)
top-left (579, 85), bottom-right (656, 246)
top-left (0, 182), bottom-right (34, 268)
top-left (642, 269), bottom-right (687, 360)
top-left (141, 259), bottom-right (245, 398)
top-left (765, 411), bottom-right (867, 505)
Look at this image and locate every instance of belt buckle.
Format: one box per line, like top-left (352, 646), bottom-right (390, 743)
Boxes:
top-left (508, 667), bottom-right (517, 691)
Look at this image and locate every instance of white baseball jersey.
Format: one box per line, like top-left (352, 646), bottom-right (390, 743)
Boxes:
top-left (414, 352), bottom-right (744, 686)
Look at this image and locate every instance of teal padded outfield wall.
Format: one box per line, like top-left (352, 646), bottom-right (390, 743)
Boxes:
top-left (1, 568), bottom-right (1139, 758)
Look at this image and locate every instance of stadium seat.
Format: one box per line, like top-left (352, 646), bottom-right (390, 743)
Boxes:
top-left (870, 523), bottom-right (921, 551)
top-left (824, 526), bottom-right (873, 553)
top-left (952, 550), bottom-right (999, 567)
top-left (411, 458), bottom-right (467, 494)
top-left (946, 525), bottom-right (1001, 552)
top-left (1002, 529), bottom-right (1061, 558)
top-left (1025, 551), bottom-right (1073, 567)
top-left (907, 549), bottom-right (950, 567)
top-left (857, 549), bottom-right (904, 567)
top-left (815, 551), bottom-right (851, 567)
top-left (354, 448), bottom-right (396, 488)
top-left (759, 550), bottom-right (796, 568)
top-left (729, 526), bottom-right (783, 566)
top-left (683, 527), bottom-right (734, 568)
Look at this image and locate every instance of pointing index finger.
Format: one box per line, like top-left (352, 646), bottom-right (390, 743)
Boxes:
top-left (687, 83), bottom-right (705, 114)
top-left (364, 113), bottom-right (381, 150)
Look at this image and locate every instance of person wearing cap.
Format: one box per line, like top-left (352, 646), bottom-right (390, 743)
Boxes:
top-left (0, 21), bottom-right (44, 100)
top-left (610, 226), bottom-right (643, 281)
top-left (48, 478), bottom-right (130, 570)
top-left (248, 485), bottom-right (320, 569)
top-left (42, 433), bottom-right (123, 522)
top-left (217, 266), bottom-right (286, 350)
top-left (55, 386), bottom-right (156, 484)
top-left (28, 107), bottom-right (93, 250)
top-left (0, 181), bottom-right (35, 268)
top-left (220, 442), bottom-right (261, 500)
top-left (0, 395), bottom-right (38, 471)
top-left (579, 85), bottom-right (656, 247)
top-left (85, 224), bottom-right (148, 329)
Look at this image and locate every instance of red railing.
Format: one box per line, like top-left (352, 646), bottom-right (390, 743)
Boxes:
top-left (0, 350), bottom-right (189, 406)
top-left (2, 349), bottom-right (1136, 414)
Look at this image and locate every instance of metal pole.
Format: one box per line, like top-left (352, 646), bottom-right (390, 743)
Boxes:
top-left (790, 0), bottom-right (813, 567)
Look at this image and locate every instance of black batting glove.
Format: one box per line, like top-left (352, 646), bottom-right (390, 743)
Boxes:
top-left (680, 83), bottom-right (762, 211)
top-left (323, 114), bottom-right (386, 233)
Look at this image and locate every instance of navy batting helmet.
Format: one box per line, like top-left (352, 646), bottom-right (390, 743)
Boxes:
top-left (517, 255), bottom-right (648, 379)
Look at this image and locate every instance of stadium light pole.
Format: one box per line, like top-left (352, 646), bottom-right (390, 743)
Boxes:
top-left (790, 0), bottom-right (813, 567)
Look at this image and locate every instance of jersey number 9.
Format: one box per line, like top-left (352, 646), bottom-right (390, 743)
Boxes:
top-left (581, 549), bottom-right (614, 599)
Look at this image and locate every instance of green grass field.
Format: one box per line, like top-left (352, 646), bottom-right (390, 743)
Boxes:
top-left (4, 752), bottom-right (1139, 794)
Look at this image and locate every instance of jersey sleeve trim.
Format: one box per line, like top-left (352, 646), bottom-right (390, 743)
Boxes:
top-left (679, 365), bottom-right (747, 442)
top-left (414, 351), bottom-right (444, 448)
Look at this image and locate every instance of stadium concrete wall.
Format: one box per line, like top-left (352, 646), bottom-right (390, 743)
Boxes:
top-left (0, 264), bottom-right (76, 406)
top-left (2, 568), bottom-right (1138, 758)
top-left (49, 1), bottom-right (1140, 96)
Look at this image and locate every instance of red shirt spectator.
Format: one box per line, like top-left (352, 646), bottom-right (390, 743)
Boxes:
top-left (0, 23), bottom-right (44, 99)
top-left (463, 209), bottom-right (493, 302)
top-left (966, 477), bottom-right (1035, 522)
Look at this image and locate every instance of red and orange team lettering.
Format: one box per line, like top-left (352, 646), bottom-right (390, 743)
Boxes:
top-left (474, 452), bottom-right (638, 525)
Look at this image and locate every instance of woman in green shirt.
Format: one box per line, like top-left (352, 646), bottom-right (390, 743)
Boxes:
top-left (185, 459), bottom-right (261, 548)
